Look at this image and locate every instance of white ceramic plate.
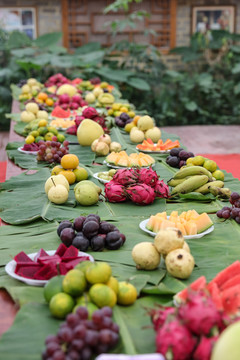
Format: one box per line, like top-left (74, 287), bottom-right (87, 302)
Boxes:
top-left (136, 146), bottom-right (170, 154)
top-left (139, 218), bottom-right (214, 240)
top-left (18, 146), bottom-right (38, 155)
top-left (103, 160), bottom-right (155, 169)
top-left (5, 250), bottom-right (94, 287)
top-left (93, 172), bottom-right (112, 184)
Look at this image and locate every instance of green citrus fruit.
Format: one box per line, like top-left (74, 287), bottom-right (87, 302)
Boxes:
top-left (192, 156), bottom-right (205, 166)
top-left (44, 132), bottom-right (54, 141)
top-left (51, 165), bottom-right (63, 176)
top-left (117, 281), bottom-right (138, 306)
top-left (62, 269), bottom-right (87, 297)
top-left (73, 167), bottom-right (88, 182)
top-left (49, 292), bottom-right (75, 319)
top-left (43, 275), bottom-right (64, 303)
top-left (212, 169), bottom-right (225, 181)
top-left (57, 133), bottom-right (65, 143)
top-left (85, 262), bottom-right (112, 284)
top-left (38, 126), bottom-right (48, 136)
top-left (89, 283), bottom-right (117, 308)
top-left (75, 260), bottom-right (93, 275)
top-left (203, 159), bottom-right (217, 173)
top-left (106, 276), bottom-right (119, 294)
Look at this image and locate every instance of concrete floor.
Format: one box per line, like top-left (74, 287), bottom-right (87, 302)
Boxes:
top-left (162, 125), bottom-right (240, 155)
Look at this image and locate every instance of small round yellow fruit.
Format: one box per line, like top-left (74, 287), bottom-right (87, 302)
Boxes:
top-left (37, 110), bottom-right (48, 120)
top-left (20, 111), bottom-right (36, 123)
top-left (25, 135), bottom-right (35, 144)
top-left (59, 170), bottom-right (76, 185)
top-left (203, 159), bottom-right (217, 173)
top-left (61, 154), bottom-right (79, 170)
top-left (73, 167), bottom-right (88, 182)
top-left (44, 174), bottom-right (69, 194)
top-left (117, 281), bottom-right (138, 306)
top-left (25, 102), bottom-right (39, 114)
top-left (212, 169), bottom-right (225, 181)
top-left (47, 184), bottom-right (69, 204)
top-left (49, 292), bottom-right (75, 319)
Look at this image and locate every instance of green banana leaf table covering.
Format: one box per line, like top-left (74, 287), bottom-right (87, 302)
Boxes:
top-left (0, 117), bottom-right (240, 359)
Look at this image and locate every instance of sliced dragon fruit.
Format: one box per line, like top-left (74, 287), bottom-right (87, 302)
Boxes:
top-left (37, 254), bottom-right (61, 265)
top-left (16, 264), bottom-right (42, 279)
top-left (61, 245), bottom-right (79, 261)
top-left (33, 263), bottom-right (58, 280)
top-left (55, 243), bottom-right (68, 257)
top-left (34, 248), bottom-right (49, 262)
top-left (14, 251), bottom-right (34, 263)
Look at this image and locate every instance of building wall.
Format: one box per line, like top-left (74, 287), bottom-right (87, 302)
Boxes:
top-left (0, 0), bottom-right (61, 36)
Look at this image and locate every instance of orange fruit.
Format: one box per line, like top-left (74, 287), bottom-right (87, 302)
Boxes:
top-left (45, 98), bottom-right (54, 106)
top-left (133, 115), bottom-right (140, 125)
top-left (61, 154), bottom-right (79, 170)
top-left (117, 281), bottom-right (138, 305)
top-left (59, 170), bottom-right (76, 184)
top-left (38, 92), bottom-right (48, 101)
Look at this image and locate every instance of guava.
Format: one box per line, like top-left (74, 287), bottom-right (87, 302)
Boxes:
top-left (37, 110), bottom-right (48, 120)
top-left (137, 115), bottom-right (154, 131)
top-left (20, 111), bottom-right (36, 123)
top-left (165, 248), bottom-right (195, 279)
top-left (74, 184), bottom-right (99, 206)
top-left (145, 127), bottom-right (161, 142)
top-left (154, 228), bottom-right (184, 256)
top-left (94, 141), bottom-right (109, 156)
top-left (109, 141), bottom-right (122, 152)
top-left (85, 92), bottom-right (96, 104)
top-left (25, 102), bottom-right (39, 114)
top-left (132, 242), bottom-right (161, 270)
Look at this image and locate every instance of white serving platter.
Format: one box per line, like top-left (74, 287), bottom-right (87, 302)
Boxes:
top-left (5, 250), bottom-right (94, 287)
top-left (103, 160), bottom-right (155, 169)
top-left (139, 218), bottom-right (214, 240)
top-left (93, 172), bottom-right (112, 184)
top-left (18, 146), bottom-right (38, 155)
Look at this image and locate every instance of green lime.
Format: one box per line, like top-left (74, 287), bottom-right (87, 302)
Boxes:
top-left (203, 159), bottom-right (217, 172)
top-left (43, 275), bottom-right (64, 303)
top-left (75, 260), bottom-right (93, 275)
top-left (62, 269), bottom-right (87, 297)
top-left (89, 283), bottom-right (117, 308)
top-left (212, 169), bottom-right (225, 181)
top-left (49, 292), bottom-right (75, 319)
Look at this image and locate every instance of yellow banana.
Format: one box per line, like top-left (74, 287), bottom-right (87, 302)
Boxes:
top-left (209, 187), bottom-right (232, 199)
top-left (172, 166), bottom-right (213, 180)
top-left (167, 178), bottom-right (188, 187)
top-left (171, 175), bottom-right (209, 195)
top-left (195, 180), bottom-right (224, 194)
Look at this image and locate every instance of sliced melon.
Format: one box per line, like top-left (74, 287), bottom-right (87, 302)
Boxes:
top-left (189, 209), bottom-right (199, 219)
top-left (156, 212), bottom-right (167, 218)
top-left (174, 275), bottom-right (207, 303)
top-left (169, 211), bottom-right (178, 222)
top-left (106, 152), bottom-right (118, 164)
top-left (209, 261), bottom-right (240, 289)
top-left (185, 221), bottom-right (198, 236)
top-left (117, 158), bottom-right (129, 167)
top-left (221, 274), bottom-right (240, 291)
top-left (194, 212), bottom-right (213, 233)
top-left (160, 219), bottom-right (176, 230)
top-left (207, 281), bottom-right (223, 311)
top-left (175, 221), bottom-right (187, 236)
top-left (221, 284), bottom-right (240, 315)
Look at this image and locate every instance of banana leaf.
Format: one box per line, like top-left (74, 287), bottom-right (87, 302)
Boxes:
top-left (0, 296), bottom-right (166, 359)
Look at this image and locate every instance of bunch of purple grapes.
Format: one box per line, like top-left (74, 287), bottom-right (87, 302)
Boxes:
top-left (42, 306), bottom-right (119, 360)
top-left (216, 192), bottom-right (240, 224)
top-left (37, 139), bottom-right (69, 164)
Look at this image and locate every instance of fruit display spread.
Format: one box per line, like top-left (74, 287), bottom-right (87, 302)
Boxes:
top-left (1, 72), bottom-right (240, 360)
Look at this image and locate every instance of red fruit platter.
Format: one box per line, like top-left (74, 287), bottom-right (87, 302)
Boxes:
top-left (17, 146), bottom-right (38, 155)
top-left (5, 249), bottom-right (94, 287)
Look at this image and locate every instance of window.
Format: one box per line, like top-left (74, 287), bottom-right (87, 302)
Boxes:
top-left (0, 7), bottom-right (37, 39)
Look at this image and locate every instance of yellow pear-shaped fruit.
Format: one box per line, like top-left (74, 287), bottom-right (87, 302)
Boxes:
top-left (145, 127), bottom-right (161, 142)
top-left (137, 115), bottom-right (154, 131)
top-left (45, 174), bottom-right (70, 194)
top-left (48, 184), bottom-right (69, 204)
top-left (56, 84), bottom-right (77, 97)
top-left (77, 119), bottom-right (104, 146)
top-left (130, 128), bottom-right (145, 143)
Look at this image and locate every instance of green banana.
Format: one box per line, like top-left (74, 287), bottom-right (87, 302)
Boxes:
top-left (195, 180), bottom-right (224, 194)
top-left (171, 175), bottom-right (209, 195)
top-left (167, 178), bottom-right (188, 187)
top-left (172, 166), bottom-right (213, 180)
top-left (209, 187), bottom-right (232, 199)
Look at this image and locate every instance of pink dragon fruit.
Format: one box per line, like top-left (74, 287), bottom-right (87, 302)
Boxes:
top-left (112, 168), bottom-right (138, 186)
top-left (138, 167), bottom-right (159, 188)
top-left (66, 124), bottom-right (77, 135)
top-left (154, 179), bottom-right (170, 198)
top-left (156, 318), bottom-right (197, 360)
top-left (105, 180), bottom-right (127, 202)
top-left (126, 183), bottom-right (156, 205)
top-left (193, 336), bottom-right (219, 360)
top-left (148, 305), bottom-right (177, 331)
top-left (178, 291), bottom-right (222, 336)
top-left (92, 115), bottom-right (106, 127)
top-left (82, 107), bottom-right (98, 119)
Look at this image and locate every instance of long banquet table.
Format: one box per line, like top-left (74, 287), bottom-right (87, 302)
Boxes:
top-left (1, 100), bottom-right (240, 358)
